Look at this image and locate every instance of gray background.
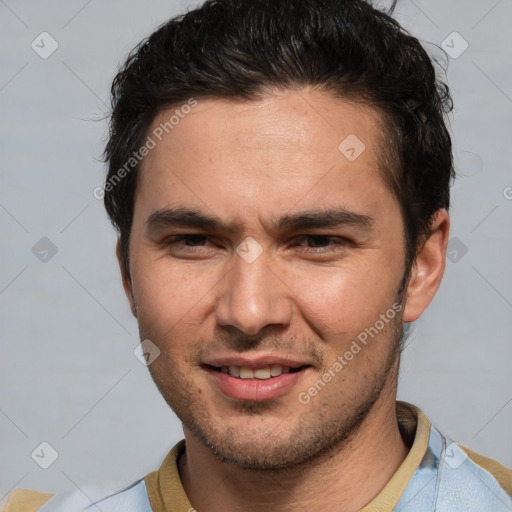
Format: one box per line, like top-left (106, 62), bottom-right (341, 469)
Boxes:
top-left (1, 0), bottom-right (511, 503)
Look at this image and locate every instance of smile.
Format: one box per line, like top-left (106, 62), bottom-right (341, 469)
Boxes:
top-left (203, 364), bottom-right (310, 401)
top-left (214, 364), bottom-right (297, 379)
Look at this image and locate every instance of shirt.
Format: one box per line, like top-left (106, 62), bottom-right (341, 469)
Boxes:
top-left (4, 402), bottom-right (511, 511)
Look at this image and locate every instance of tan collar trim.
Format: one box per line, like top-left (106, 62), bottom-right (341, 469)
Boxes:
top-left (145, 440), bottom-right (191, 512)
top-left (360, 403), bottom-right (431, 511)
top-left (4, 489), bottom-right (54, 512)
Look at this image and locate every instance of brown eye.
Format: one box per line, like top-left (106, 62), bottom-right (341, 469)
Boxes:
top-left (295, 235), bottom-right (347, 251)
top-left (176, 235), bottom-right (209, 246)
top-left (162, 235), bottom-right (216, 259)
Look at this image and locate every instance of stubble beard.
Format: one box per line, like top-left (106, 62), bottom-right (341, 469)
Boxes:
top-left (146, 315), bottom-right (403, 472)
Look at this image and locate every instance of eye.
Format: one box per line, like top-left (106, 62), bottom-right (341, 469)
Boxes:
top-left (162, 234), bottom-right (219, 258)
top-left (171, 234), bottom-right (209, 247)
top-left (293, 235), bottom-right (349, 253)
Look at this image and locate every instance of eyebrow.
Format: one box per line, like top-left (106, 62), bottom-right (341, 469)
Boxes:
top-left (146, 207), bottom-right (238, 235)
top-left (276, 209), bottom-right (374, 232)
top-left (146, 206), bottom-right (374, 236)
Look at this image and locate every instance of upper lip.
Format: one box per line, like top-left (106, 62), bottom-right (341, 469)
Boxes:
top-left (203, 354), bottom-right (311, 369)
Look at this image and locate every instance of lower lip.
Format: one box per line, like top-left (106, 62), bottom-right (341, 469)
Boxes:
top-left (204, 367), bottom-right (306, 401)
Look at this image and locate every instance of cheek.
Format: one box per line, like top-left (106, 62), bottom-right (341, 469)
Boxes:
top-left (288, 259), bottom-right (400, 339)
top-left (130, 256), bottom-right (221, 341)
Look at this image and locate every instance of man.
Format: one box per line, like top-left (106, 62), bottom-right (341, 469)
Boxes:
top-left (5, 0), bottom-right (511, 510)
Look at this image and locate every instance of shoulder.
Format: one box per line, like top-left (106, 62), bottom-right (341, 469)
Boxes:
top-left (394, 403), bottom-right (512, 512)
top-left (432, 441), bottom-right (512, 511)
top-left (3, 479), bottom-right (152, 512)
top-left (429, 429), bottom-right (512, 511)
top-left (461, 445), bottom-right (512, 496)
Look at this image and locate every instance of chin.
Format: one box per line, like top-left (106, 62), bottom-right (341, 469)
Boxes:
top-left (181, 395), bottom-right (376, 471)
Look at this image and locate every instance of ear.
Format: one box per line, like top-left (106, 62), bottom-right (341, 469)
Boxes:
top-left (402, 209), bottom-right (450, 322)
top-left (116, 239), bottom-right (137, 317)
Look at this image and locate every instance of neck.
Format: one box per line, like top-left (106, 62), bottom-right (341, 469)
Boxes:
top-left (179, 390), bottom-right (408, 512)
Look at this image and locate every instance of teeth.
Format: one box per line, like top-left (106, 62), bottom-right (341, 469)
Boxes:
top-left (270, 364), bottom-right (283, 376)
top-left (254, 367), bottom-right (271, 379)
top-left (228, 366), bottom-right (240, 377)
top-left (221, 364), bottom-right (293, 379)
top-left (239, 367), bottom-right (254, 379)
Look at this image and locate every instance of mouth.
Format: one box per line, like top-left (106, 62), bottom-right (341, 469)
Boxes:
top-left (202, 362), bottom-right (311, 402)
top-left (206, 364), bottom-right (306, 379)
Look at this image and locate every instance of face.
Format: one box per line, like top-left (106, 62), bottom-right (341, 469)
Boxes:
top-left (124, 89), bottom-right (410, 469)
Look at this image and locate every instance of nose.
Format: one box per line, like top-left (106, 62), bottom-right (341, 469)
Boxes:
top-left (215, 249), bottom-right (293, 336)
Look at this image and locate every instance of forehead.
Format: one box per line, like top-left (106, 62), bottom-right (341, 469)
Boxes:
top-left (135, 89), bottom-right (396, 225)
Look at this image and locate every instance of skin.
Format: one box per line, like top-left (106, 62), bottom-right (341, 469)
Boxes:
top-left (118, 88), bottom-right (450, 511)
